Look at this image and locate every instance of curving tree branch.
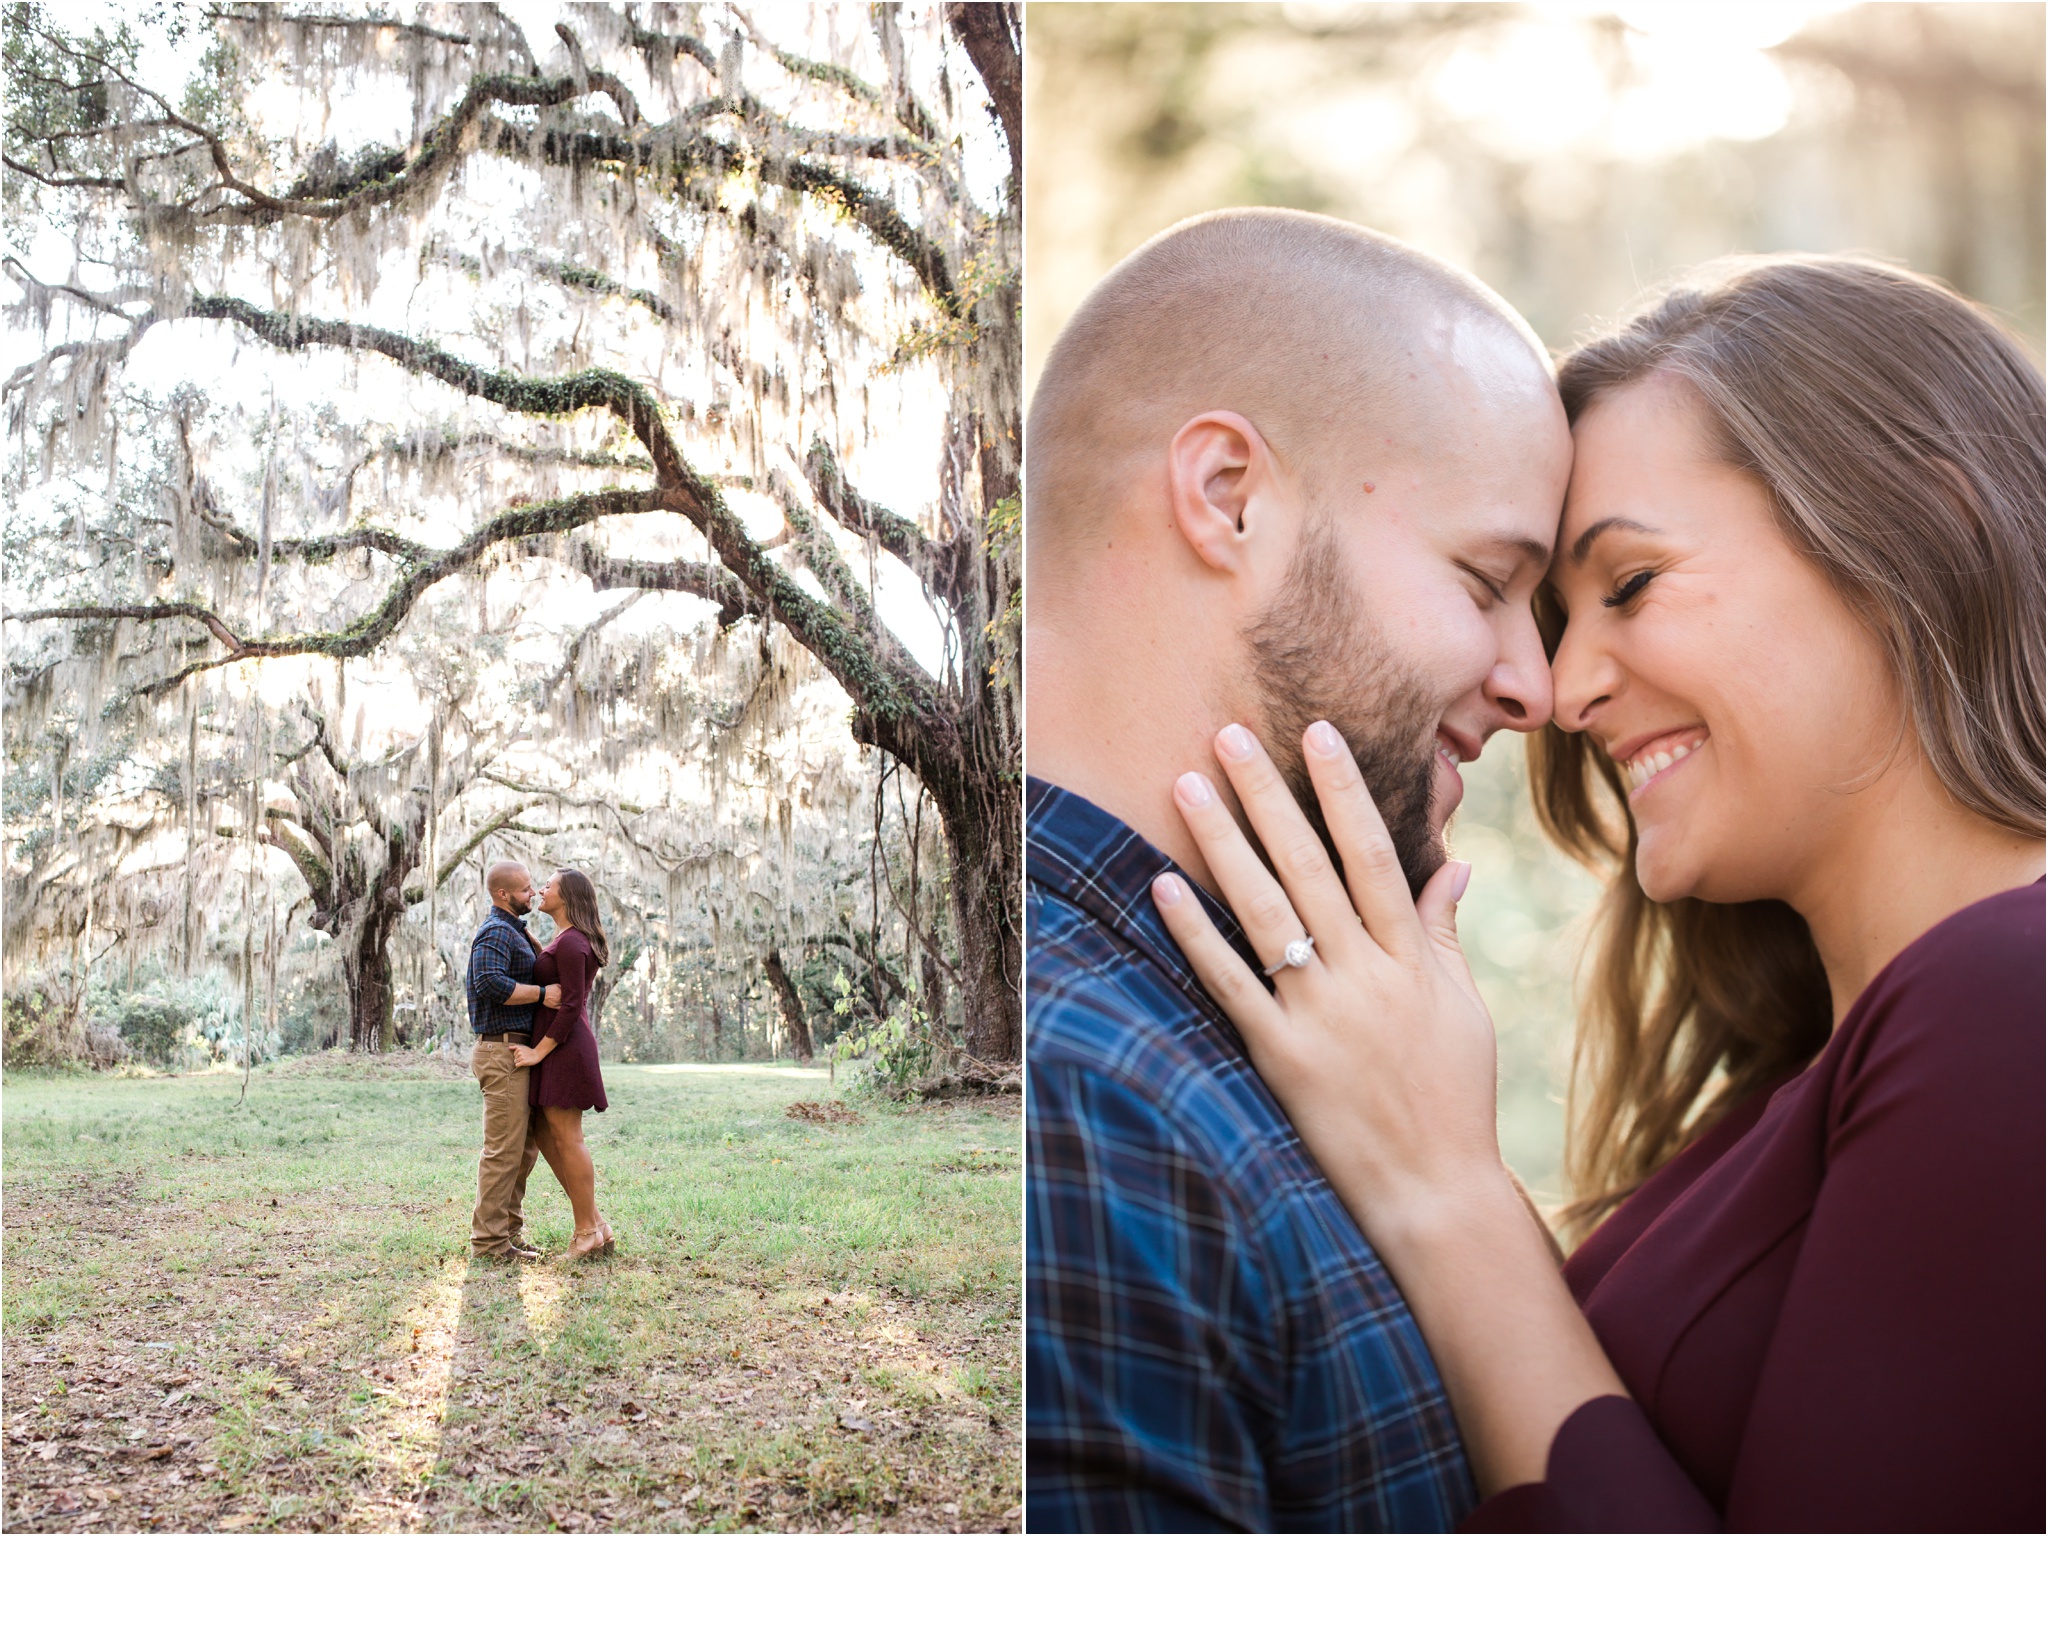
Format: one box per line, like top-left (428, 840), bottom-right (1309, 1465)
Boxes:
top-left (499, 121), bottom-right (959, 312)
top-left (5, 487), bottom-right (676, 695)
top-left (205, 7), bottom-right (477, 49)
top-left (403, 804), bottom-right (563, 902)
top-left (945, 3), bottom-right (1020, 189)
top-left (802, 438), bottom-right (934, 576)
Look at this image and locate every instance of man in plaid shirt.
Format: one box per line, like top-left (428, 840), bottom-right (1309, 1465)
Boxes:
top-left (465, 860), bottom-right (558, 1262)
top-left (1024, 211), bottom-right (1571, 1528)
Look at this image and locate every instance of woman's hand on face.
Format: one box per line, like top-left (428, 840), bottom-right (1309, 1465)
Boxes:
top-left (1152, 721), bottom-right (1504, 1243)
top-left (511, 1044), bottom-right (541, 1068)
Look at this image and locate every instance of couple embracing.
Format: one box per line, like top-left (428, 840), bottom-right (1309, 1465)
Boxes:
top-left (465, 860), bottom-right (614, 1265)
top-left (1025, 210), bottom-right (2043, 1530)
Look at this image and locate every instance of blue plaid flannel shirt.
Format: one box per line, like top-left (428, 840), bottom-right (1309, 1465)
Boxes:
top-left (466, 906), bottom-right (540, 1036)
top-left (1026, 778), bottom-right (1475, 1532)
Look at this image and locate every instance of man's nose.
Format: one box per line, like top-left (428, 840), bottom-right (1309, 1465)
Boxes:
top-left (1484, 608), bottom-right (1555, 732)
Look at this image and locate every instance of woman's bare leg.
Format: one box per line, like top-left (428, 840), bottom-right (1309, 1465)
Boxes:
top-left (530, 1111), bottom-right (557, 1173)
top-left (524, 1115), bottom-right (595, 1247)
top-left (530, 1110), bottom-right (569, 1195)
top-left (541, 1106), bottom-right (600, 1239)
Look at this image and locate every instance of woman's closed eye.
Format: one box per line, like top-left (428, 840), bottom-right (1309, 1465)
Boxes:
top-left (1602, 568), bottom-right (1656, 609)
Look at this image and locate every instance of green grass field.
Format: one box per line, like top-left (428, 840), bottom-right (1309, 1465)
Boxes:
top-left (1, 1055), bottom-right (1020, 1533)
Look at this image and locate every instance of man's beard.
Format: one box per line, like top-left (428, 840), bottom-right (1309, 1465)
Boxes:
top-left (1242, 516), bottom-right (1447, 898)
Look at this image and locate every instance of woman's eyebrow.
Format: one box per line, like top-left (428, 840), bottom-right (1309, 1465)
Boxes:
top-left (1567, 515), bottom-right (1663, 564)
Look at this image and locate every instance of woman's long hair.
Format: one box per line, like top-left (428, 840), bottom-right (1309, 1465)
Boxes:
top-left (551, 869), bottom-right (610, 967)
top-left (1533, 255), bottom-right (2045, 1241)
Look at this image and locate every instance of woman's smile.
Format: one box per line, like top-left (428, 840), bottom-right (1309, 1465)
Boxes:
top-left (1611, 725), bottom-right (1710, 800)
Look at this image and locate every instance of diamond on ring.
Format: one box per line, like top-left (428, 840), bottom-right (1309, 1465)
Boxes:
top-left (1261, 935), bottom-right (1315, 978)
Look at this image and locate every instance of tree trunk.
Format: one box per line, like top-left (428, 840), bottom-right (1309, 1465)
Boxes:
top-left (342, 893), bottom-right (402, 1053)
top-left (931, 766), bottom-right (1022, 1067)
top-left (854, 709), bottom-right (1020, 1068)
top-left (921, 944), bottom-right (948, 1034)
top-left (762, 949), bottom-right (815, 1062)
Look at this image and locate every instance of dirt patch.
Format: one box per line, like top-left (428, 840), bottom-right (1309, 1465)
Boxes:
top-left (785, 1102), bottom-right (863, 1126)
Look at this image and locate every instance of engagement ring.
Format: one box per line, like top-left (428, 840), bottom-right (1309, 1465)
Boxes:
top-left (1262, 935), bottom-right (1315, 977)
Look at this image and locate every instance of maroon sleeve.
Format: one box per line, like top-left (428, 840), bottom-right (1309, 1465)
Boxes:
top-left (544, 932), bottom-right (589, 1045)
top-left (1467, 888), bottom-right (2044, 1532)
top-left (1722, 899), bottom-right (2044, 1529)
top-left (1464, 1397), bottom-right (1718, 1531)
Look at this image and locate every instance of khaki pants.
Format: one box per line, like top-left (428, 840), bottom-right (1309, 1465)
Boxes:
top-left (470, 1039), bottom-right (543, 1254)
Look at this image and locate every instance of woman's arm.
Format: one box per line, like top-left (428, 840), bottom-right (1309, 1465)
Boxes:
top-left (1153, 722), bottom-right (1627, 1497)
top-left (513, 941), bottom-right (583, 1066)
top-left (1718, 904), bottom-right (2044, 1528)
top-left (543, 935), bottom-right (588, 1045)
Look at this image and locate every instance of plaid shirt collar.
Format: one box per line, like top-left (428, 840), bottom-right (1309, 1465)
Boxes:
top-left (1026, 774), bottom-right (1261, 1016)
top-left (489, 904), bottom-right (536, 942)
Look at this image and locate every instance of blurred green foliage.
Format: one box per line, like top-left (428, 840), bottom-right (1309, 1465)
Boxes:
top-left (1452, 737), bottom-right (1599, 1198)
top-left (1029, 3), bottom-right (2044, 380)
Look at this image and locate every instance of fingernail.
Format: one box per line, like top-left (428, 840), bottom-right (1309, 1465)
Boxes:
top-left (1452, 860), bottom-right (1473, 902)
top-left (1153, 873), bottom-right (1185, 906)
top-left (1176, 771), bottom-right (1215, 807)
top-left (1307, 720), bottom-right (1344, 757)
top-left (1217, 723), bottom-right (1255, 761)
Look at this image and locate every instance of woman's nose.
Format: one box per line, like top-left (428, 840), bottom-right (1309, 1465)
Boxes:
top-left (1549, 620), bottom-right (1620, 732)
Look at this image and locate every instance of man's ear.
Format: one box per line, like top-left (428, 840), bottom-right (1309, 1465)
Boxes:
top-left (1167, 411), bottom-right (1288, 574)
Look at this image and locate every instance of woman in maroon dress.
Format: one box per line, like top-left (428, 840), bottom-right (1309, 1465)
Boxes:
top-left (512, 868), bottom-right (612, 1261)
top-left (1151, 256), bottom-right (2044, 1528)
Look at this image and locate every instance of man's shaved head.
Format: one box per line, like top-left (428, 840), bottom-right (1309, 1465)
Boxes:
top-left (485, 860), bottom-right (531, 899)
top-left (1027, 208), bottom-right (1548, 555)
top-left (1023, 206), bottom-right (1572, 903)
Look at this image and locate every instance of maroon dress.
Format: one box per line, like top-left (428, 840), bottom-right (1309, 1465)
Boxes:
top-left (1468, 880), bottom-right (2044, 1531)
top-left (529, 926), bottom-right (607, 1113)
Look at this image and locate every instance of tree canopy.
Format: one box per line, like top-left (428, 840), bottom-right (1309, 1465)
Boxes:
top-left (4, 2), bottom-right (1021, 1068)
